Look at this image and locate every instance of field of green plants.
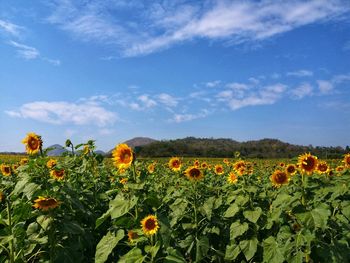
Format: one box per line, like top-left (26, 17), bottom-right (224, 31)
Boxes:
top-left (0, 134), bottom-right (349, 262)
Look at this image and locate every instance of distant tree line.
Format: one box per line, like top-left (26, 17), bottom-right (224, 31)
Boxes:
top-left (132, 137), bottom-right (348, 159)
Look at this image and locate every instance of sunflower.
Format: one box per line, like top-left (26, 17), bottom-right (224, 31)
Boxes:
top-left (141, 215), bottom-right (160, 236)
top-left (201, 162), bottom-right (208, 169)
top-left (147, 163), bottom-right (156, 174)
top-left (192, 159), bottom-right (200, 168)
top-left (214, 164), bottom-right (224, 175)
top-left (233, 160), bottom-right (246, 172)
top-left (168, 157), bottom-right (182, 172)
top-left (270, 170), bottom-right (290, 187)
top-left (50, 169), bottom-right (65, 180)
top-left (33, 196), bottom-right (60, 211)
top-left (184, 166), bottom-right (203, 180)
top-left (119, 177), bottom-right (128, 185)
top-left (285, 164), bottom-right (297, 176)
top-left (46, 159), bottom-right (57, 169)
top-left (316, 161), bottom-right (329, 174)
top-left (223, 159), bottom-right (230, 165)
top-left (343, 153), bottom-right (350, 168)
top-left (20, 158), bottom-right (28, 166)
top-left (83, 145), bottom-right (90, 155)
top-left (279, 162), bottom-right (285, 167)
top-left (1, 164), bottom-right (11, 176)
top-left (12, 163), bottom-right (19, 172)
top-left (336, 166), bottom-right (345, 175)
top-left (127, 230), bottom-right (139, 243)
top-left (298, 153), bottom-right (318, 175)
top-left (112, 144), bottom-right (133, 169)
top-left (22, 133), bottom-right (42, 155)
top-left (227, 172), bottom-right (238, 184)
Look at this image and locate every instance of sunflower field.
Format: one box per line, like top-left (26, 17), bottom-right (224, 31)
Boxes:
top-left (0, 133), bottom-right (350, 263)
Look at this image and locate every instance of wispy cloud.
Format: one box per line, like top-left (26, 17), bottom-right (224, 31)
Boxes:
top-left (290, 83), bottom-right (313, 99)
top-left (287, 70), bottom-right (314, 77)
top-left (5, 101), bottom-right (117, 127)
top-left (170, 109), bottom-right (210, 123)
top-left (317, 80), bottom-right (334, 94)
top-left (45, 0), bottom-right (350, 57)
top-left (8, 41), bottom-right (40, 59)
top-left (8, 40), bottom-right (61, 65)
top-left (0, 19), bottom-right (23, 36)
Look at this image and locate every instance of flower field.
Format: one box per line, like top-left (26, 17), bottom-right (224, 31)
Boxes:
top-left (0, 134), bottom-right (350, 262)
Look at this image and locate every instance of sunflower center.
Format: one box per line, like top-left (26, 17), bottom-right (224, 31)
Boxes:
top-left (145, 218), bottom-right (156, 230)
top-left (121, 150), bottom-right (131, 162)
top-left (190, 168), bottom-right (201, 178)
top-left (29, 138), bottom-right (39, 149)
top-left (275, 172), bottom-right (287, 184)
top-left (287, 166), bottom-right (295, 173)
top-left (318, 164), bottom-right (327, 172)
top-left (172, 161), bottom-right (180, 168)
top-left (302, 157), bottom-right (316, 171)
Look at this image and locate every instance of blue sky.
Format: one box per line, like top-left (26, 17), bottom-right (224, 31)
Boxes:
top-left (1, 0), bottom-right (350, 152)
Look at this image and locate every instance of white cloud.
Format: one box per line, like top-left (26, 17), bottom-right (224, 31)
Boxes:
top-left (317, 80), bottom-right (334, 94)
top-left (0, 19), bottom-right (23, 36)
top-left (287, 70), bottom-right (313, 77)
top-left (205, 80), bottom-right (221, 88)
top-left (5, 101), bottom-right (117, 127)
top-left (171, 109), bottom-right (210, 123)
top-left (8, 41), bottom-right (61, 65)
top-left (138, 94), bottom-right (157, 108)
top-left (8, 41), bottom-right (40, 59)
top-left (290, 83), bottom-right (313, 99)
top-left (157, 93), bottom-right (178, 107)
top-left (46, 0), bottom-right (350, 57)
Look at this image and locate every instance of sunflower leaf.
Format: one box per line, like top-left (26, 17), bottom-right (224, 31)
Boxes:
top-left (95, 229), bottom-right (124, 263)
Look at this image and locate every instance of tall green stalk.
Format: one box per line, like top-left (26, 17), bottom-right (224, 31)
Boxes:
top-left (6, 199), bottom-right (15, 263)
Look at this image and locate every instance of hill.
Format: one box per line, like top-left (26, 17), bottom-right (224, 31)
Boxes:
top-left (46, 144), bottom-right (68, 156)
top-left (134, 137), bottom-right (347, 159)
top-left (123, 137), bottom-right (158, 148)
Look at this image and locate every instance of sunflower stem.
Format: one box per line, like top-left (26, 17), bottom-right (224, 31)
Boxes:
top-left (6, 199), bottom-right (15, 263)
top-left (193, 181), bottom-right (199, 262)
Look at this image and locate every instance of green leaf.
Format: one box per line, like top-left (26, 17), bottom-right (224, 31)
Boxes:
top-left (164, 247), bottom-right (186, 263)
top-left (341, 201), bottom-right (350, 220)
top-left (230, 221), bottom-right (249, 240)
top-left (119, 247), bottom-right (144, 263)
top-left (95, 229), bottom-right (124, 263)
top-left (243, 207), bottom-right (262, 223)
top-left (239, 237), bottom-right (258, 261)
top-left (297, 204), bottom-right (331, 230)
top-left (263, 236), bottom-right (284, 263)
top-left (196, 236), bottom-right (209, 262)
top-left (37, 215), bottom-right (52, 231)
top-left (225, 243), bottom-right (241, 261)
top-left (235, 195), bottom-right (249, 206)
top-left (95, 209), bottom-right (112, 229)
top-left (224, 203), bottom-right (239, 218)
top-left (109, 195), bottom-right (138, 219)
top-left (201, 196), bottom-right (215, 220)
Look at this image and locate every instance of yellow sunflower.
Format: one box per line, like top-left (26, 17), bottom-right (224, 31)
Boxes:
top-left (214, 164), bottom-right (224, 175)
top-left (147, 163), bottom-right (156, 174)
top-left (168, 157), bottom-right (182, 171)
top-left (184, 166), bottom-right (203, 180)
top-left (20, 158), bottom-right (28, 166)
top-left (193, 159), bottom-right (200, 168)
top-left (50, 169), bottom-right (65, 180)
top-left (233, 160), bottom-right (246, 172)
top-left (270, 170), bottom-right (290, 187)
top-left (119, 177), bottom-right (128, 185)
top-left (227, 172), bottom-right (238, 184)
top-left (33, 196), bottom-right (60, 211)
top-left (316, 161), bottom-right (329, 174)
top-left (343, 153), bottom-right (350, 168)
top-left (112, 144), bottom-right (133, 169)
top-left (223, 159), bottom-right (230, 165)
top-left (127, 230), bottom-right (139, 243)
top-left (1, 164), bottom-right (11, 176)
top-left (298, 153), bottom-right (318, 175)
top-left (285, 164), bottom-right (297, 176)
top-left (83, 145), bottom-right (90, 155)
top-left (22, 132), bottom-right (42, 155)
top-left (46, 159), bottom-right (57, 169)
top-left (336, 165), bottom-right (345, 175)
top-left (201, 162), bottom-right (208, 169)
top-left (12, 163), bottom-right (19, 172)
top-left (141, 215), bottom-right (160, 236)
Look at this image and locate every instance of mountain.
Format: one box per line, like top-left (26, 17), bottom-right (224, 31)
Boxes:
top-left (123, 137), bottom-right (158, 148)
top-left (133, 137), bottom-right (347, 159)
top-left (46, 144), bottom-right (68, 156)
